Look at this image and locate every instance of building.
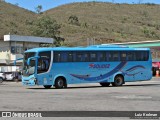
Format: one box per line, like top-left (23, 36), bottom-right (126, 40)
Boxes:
top-left (0, 35), bottom-right (54, 72)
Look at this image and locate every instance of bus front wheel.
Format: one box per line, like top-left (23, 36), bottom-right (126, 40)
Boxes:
top-left (100, 82), bottom-right (110, 87)
top-left (112, 75), bottom-right (124, 87)
top-left (55, 77), bottom-right (66, 89)
top-left (43, 85), bottom-right (52, 89)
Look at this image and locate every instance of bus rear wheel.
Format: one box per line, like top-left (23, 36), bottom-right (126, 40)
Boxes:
top-left (112, 75), bottom-right (124, 87)
top-left (55, 77), bottom-right (66, 89)
top-left (100, 82), bottom-right (110, 87)
top-left (43, 85), bottom-right (52, 89)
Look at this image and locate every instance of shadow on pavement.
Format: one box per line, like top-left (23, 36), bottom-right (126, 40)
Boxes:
top-left (27, 83), bottom-right (160, 90)
top-left (123, 83), bottom-right (160, 87)
top-left (27, 85), bottom-right (102, 90)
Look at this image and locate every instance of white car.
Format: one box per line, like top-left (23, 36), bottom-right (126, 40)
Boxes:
top-left (0, 72), bottom-right (21, 81)
top-left (5, 72), bottom-right (14, 81)
top-left (0, 73), bottom-right (6, 83)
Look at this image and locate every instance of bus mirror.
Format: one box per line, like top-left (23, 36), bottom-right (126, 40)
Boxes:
top-left (27, 56), bottom-right (40, 66)
top-left (27, 59), bottom-right (31, 66)
top-left (14, 58), bottom-right (23, 66)
top-left (27, 58), bottom-right (34, 66)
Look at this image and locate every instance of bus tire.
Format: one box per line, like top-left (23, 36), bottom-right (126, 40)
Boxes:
top-left (64, 82), bottom-right (67, 88)
top-left (112, 75), bottom-right (124, 87)
top-left (55, 77), bottom-right (66, 89)
top-left (100, 82), bottom-right (110, 87)
top-left (43, 85), bottom-right (52, 89)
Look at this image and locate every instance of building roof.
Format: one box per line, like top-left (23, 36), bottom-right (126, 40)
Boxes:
top-left (107, 40), bottom-right (160, 48)
top-left (4, 35), bottom-right (54, 43)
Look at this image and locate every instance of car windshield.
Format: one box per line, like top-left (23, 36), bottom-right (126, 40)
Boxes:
top-left (23, 52), bottom-right (36, 76)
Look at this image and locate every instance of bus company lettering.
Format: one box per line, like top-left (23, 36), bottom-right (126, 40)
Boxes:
top-left (89, 63), bottom-right (110, 69)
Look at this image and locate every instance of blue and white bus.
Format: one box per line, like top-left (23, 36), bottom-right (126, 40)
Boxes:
top-left (19, 45), bottom-right (152, 89)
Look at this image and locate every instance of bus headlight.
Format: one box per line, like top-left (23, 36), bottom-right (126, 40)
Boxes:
top-left (30, 77), bottom-right (35, 81)
top-left (30, 77), bottom-right (36, 82)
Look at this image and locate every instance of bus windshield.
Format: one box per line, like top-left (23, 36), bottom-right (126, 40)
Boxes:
top-left (23, 52), bottom-right (36, 76)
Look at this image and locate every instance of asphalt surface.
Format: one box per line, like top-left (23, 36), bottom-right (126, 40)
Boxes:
top-left (0, 77), bottom-right (160, 119)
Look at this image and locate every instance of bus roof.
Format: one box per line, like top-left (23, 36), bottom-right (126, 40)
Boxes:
top-left (25, 45), bottom-right (150, 53)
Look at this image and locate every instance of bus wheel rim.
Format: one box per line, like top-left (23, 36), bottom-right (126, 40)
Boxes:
top-left (116, 77), bottom-right (122, 85)
top-left (58, 80), bottom-right (63, 87)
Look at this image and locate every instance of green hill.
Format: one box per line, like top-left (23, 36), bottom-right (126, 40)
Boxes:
top-left (0, 1), bottom-right (160, 46)
top-left (44, 2), bottom-right (160, 46)
top-left (0, 1), bottom-right (36, 37)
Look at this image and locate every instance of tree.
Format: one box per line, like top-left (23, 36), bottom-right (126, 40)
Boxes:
top-left (68, 15), bottom-right (80, 26)
top-left (32, 16), bottom-right (64, 46)
top-left (35, 5), bottom-right (43, 14)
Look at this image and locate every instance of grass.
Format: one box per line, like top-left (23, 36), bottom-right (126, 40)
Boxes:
top-left (0, 1), bottom-right (160, 46)
top-left (0, 1), bottom-right (36, 36)
top-left (44, 2), bottom-right (160, 46)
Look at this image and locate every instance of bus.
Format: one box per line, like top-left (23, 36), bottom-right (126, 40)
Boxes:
top-left (18, 45), bottom-right (152, 89)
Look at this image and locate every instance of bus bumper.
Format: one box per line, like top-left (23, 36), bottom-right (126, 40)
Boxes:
top-left (23, 80), bottom-right (36, 86)
top-left (22, 77), bottom-right (37, 86)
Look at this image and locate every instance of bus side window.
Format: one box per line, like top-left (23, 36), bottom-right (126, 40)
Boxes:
top-left (136, 52), bottom-right (143, 61)
top-left (108, 52), bottom-right (113, 61)
top-left (106, 52), bottom-right (109, 61)
top-left (61, 52), bottom-right (67, 62)
top-left (54, 52), bottom-right (61, 62)
top-left (128, 52), bottom-right (136, 61)
top-left (38, 59), bottom-right (48, 72)
top-left (90, 53), bottom-right (97, 62)
top-left (84, 53), bottom-right (89, 62)
top-left (113, 52), bottom-right (119, 61)
top-left (38, 51), bottom-right (51, 74)
top-left (120, 52), bottom-right (127, 61)
top-left (76, 52), bottom-right (83, 62)
top-left (68, 52), bottom-right (73, 62)
top-left (108, 51), bottom-right (119, 61)
top-left (98, 52), bottom-right (106, 62)
top-left (128, 52), bottom-right (133, 61)
top-left (142, 51), bottom-right (149, 61)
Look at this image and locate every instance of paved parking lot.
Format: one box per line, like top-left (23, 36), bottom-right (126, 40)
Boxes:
top-left (0, 78), bottom-right (160, 111)
top-left (0, 78), bottom-right (160, 119)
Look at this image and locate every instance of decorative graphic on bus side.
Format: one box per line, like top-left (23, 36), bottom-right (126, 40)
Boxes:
top-left (70, 62), bottom-right (146, 82)
top-left (122, 65), bottom-right (145, 76)
top-left (71, 61), bottom-right (127, 81)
